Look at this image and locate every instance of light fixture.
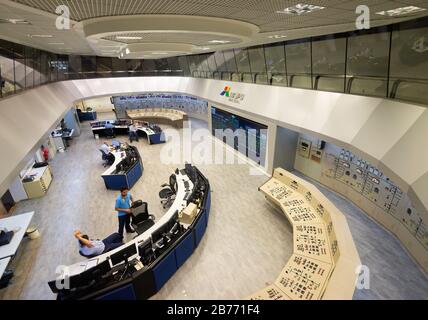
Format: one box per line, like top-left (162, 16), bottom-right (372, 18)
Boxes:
top-left (125, 48), bottom-right (130, 54)
top-left (28, 34), bottom-right (53, 38)
top-left (268, 35), bottom-right (287, 39)
top-left (208, 40), bottom-right (231, 44)
top-left (376, 6), bottom-right (426, 17)
top-left (48, 42), bottom-right (65, 45)
top-left (276, 3), bottom-right (325, 15)
top-left (151, 52), bottom-right (169, 55)
top-left (0, 18), bottom-right (31, 24)
top-left (116, 36), bottom-right (142, 40)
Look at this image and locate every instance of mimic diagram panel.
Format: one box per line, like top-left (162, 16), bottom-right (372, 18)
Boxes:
top-left (247, 284), bottom-right (290, 300)
top-left (321, 146), bottom-right (428, 252)
top-left (274, 254), bottom-right (332, 300)
top-left (293, 224), bottom-right (332, 264)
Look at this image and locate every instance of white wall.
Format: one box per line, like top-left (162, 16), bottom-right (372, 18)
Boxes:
top-left (77, 96), bottom-right (113, 113)
top-left (0, 77), bottom-right (427, 225)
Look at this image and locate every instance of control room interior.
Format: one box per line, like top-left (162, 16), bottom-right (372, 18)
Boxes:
top-left (0, 0), bottom-right (427, 301)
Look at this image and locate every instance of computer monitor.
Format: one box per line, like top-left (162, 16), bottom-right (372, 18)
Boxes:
top-left (79, 260), bottom-right (111, 284)
top-left (138, 239), bottom-right (154, 265)
top-left (151, 222), bottom-right (170, 244)
top-left (47, 272), bottom-right (82, 294)
top-left (167, 210), bottom-right (179, 230)
top-left (169, 221), bottom-right (181, 237)
top-left (109, 243), bottom-right (138, 266)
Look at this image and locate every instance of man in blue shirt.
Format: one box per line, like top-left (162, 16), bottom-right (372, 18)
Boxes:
top-left (115, 187), bottom-right (135, 235)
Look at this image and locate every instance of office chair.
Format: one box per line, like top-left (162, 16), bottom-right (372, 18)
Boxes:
top-left (99, 150), bottom-right (110, 167)
top-left (130, 201), bottom-right (155, 235)
top-left (105, 127), bottom-right (115, 138)
top-left (159, 174), bottom-right (177, 209)
top-left (79, 251), bottom-right (98, 259)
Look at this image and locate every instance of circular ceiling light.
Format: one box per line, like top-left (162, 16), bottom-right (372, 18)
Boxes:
top-left (80, 15), bottom-right (259, 58)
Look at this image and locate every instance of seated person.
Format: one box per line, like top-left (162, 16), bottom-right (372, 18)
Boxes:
top-left (100, 142), bottom-right (110, 155)
top-left (74, 230), bottom-right (124, 258)
top-left (104, 121), bottom-right (115, 137)
top-left (100, 142), bottom-right (115, 165)
top-left (128, 121), bottom-right (139, 142)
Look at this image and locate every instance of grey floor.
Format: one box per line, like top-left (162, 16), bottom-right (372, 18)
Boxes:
top-left (0, 115), bottom-right (427, 300)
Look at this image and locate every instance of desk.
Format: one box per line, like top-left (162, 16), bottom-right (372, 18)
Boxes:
top-left (90, 120), bottom-right (131, 138)
top-left (101, 147), bottom-right (143, 190)
top-left (90, 120), bottom-right (165, 145)
top-left (0, 212), bottom-right (34, 259)
top-left (136, 126), bottom-right (165, 145)
top-left (54, 166), bottom-right (210, 300)
top-left (51, 129), bottom-right (74, 151)
top-left (0, 257), bottom-right (11, 279)
top-left (77, 110), bottom-right (97, 121)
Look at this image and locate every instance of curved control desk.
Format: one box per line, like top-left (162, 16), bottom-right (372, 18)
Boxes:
top-left (101, 146), bottom-right (143, 190)
top-left (247, 168), bottom-right (360, 300)
top-left (50, 165), bottom-right (211, 300)
top-left (127, 108), bottom-right (187, 128)
top-left (90, 120), bottom-right (165, 145)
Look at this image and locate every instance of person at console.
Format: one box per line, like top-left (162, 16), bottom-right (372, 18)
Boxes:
top-left (128, 121), bottom-right (139, 142)
top-left (100, 142), bottom-right (115, 166)
top-left (115, 187), bottom-right (135, 235)
top-left (74, 230), bottom-right (124, 258)
top-left (100, 142), bottom-right (110, 155)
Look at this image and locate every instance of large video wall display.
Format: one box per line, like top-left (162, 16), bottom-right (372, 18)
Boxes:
top-left (112, 93), bottom-right (208, 119)
top-left (295, 136), bottom-right (428, 271)
top-left (211, 107), bottom-right (267, 166)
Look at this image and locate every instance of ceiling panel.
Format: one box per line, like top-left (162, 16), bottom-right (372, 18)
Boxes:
top-left (2, 0), bottom-right (427, 56)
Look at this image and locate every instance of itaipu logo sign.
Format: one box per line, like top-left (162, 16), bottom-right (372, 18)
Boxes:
top-left (220, 86), bottom-right (245, 103)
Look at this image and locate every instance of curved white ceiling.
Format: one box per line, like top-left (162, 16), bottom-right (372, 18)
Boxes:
top-left (81, 14), bottom-right (259, 58)
top-left (1, 0), bottom-right (428, 57)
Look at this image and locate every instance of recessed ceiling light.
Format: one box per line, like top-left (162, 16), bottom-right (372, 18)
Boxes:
top-left (151, 52), bottom-right (169, 55)
top-left (376, 6), bottom-right (426, 17)
top-left (116, 36), bottom-right (142, 40)
top-left (28, 34), bottom-right (53, 38)
top-left (276, 3), bottom-right (325, 15)
top-left (125, 48), bottom-right (130, 54)
top-left (208, 40), bottom-right (231, 44)
top-left (268, 35), bottom-right (287, 39)
top-left (0, 18), bottom-right (31, 24)
top-left (48, 42), bottom-right (65, 45)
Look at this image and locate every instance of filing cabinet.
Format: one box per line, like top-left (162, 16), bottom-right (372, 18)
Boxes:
top-left (22, 165), bottom-right (53, 199)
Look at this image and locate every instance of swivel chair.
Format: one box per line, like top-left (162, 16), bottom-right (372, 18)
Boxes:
top-left (131, 201), bottom-right (155, 235)
top-left (159, 174), bottom-right (177, 209)
top-left (100, 150), bottom-right (110, 167)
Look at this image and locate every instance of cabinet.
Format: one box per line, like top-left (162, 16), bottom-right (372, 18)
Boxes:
top-left (22, 166), bottom-right (53, 199)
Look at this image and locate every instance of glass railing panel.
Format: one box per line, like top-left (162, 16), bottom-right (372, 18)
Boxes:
top-left (255, 73), bottom-right (268, 84)
top-left (391, 79), bottom-right (428, 105)
top-left (242, 73), bottom-right (254, 83)
top-left (289, 74), bottom-right (312, 89)
top-left (348, 77), bottom-right (388, 98)
top-left (315, 76), bottom-right (345, 93)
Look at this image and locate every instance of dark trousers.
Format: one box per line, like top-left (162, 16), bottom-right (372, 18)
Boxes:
top-left (102, 232), bottom-right (124, 253)
top-left (118, 214), bottom-right (133, 235)
top-left (129, 131), bottom-right (139, 142)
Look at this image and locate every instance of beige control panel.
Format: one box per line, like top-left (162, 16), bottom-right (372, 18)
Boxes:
top-left (248, 168), bottom-right (358, 300)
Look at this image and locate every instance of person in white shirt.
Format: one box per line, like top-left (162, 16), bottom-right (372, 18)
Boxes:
top-left (128, 121), bottom-right (139, 142)
top-left (74, 230), bottom-right (123, 258)
top-left (100, 142), bottom-right (110, 155)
